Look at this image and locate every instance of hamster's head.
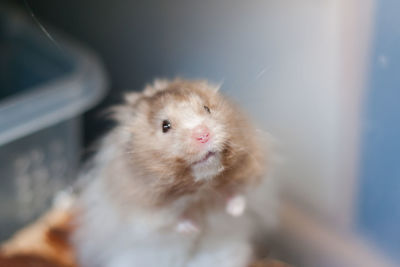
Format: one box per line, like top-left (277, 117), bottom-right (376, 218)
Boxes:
top-left (114, 79), bottom-right (253, 183)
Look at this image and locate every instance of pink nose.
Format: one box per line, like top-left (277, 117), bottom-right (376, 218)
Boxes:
top-left (192, 125), bottom-right (210, 143)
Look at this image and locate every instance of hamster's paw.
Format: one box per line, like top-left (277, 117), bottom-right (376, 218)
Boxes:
top-left (226, 195), bottom-right (246, 217)
top-left (175, 219), bottom-right (199, 234)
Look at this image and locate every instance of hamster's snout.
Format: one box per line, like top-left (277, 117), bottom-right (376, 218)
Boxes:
top-left (191, 124), bottom-right (210, 144)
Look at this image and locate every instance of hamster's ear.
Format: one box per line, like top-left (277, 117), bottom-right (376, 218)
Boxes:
top-left (196, 80), bottom-right (221, 93)
top-left (105, 92), bottom-right (141, 123)
top-left (204, 80), bottom-right (222, 92)
top-left (211, 82), bottom-right (222, 92)
top-left (143, 79), bottom-right (170, 96)
top-left (124, 92), bottom-right (142, 106)
top-left (107, 103), bottom-right (136, 123)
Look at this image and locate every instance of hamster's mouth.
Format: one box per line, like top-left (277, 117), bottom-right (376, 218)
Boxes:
top-left (190, 151), bottom-right (224, 181)
top-left (192, 151), bottom-right (216, 166)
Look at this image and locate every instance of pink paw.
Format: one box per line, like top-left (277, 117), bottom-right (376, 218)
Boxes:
top-left (226, 195), bottom-right (246, 217)
top-left (175, 219), bottom-right (200, 234)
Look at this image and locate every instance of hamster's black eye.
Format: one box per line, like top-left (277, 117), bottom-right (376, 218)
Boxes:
top-left (203, 105), bottom-right (211, 114)
top-left (162, 120), bottom-right (171, 133)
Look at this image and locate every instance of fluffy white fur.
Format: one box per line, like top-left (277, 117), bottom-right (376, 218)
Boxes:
top-left (73, 170), bottom-right (254, 267)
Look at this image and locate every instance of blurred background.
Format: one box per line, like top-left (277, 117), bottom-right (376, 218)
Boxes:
top-left (0, 0), bottom-right (399, 266)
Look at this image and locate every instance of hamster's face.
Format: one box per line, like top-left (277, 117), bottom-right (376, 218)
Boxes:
top-left (124, 80), bottom-right (241, 181)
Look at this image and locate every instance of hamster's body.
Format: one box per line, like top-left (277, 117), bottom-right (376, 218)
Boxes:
top-left (72, 79), bottom-right (269, 267)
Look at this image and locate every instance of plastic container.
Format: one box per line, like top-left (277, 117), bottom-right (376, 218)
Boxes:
top-left (0, 6), bottom-right (108, 241)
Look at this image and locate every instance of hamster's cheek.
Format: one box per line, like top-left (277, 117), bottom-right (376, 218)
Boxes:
top-left (206, 120), bottom-right (228, 150)
top-left (155, 130), bottom-right (188, 159)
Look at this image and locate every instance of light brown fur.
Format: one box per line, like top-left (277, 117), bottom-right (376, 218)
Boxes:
top-left (71, 79), bottom-right (271, 267)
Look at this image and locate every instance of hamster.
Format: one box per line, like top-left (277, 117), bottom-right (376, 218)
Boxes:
top-left (72, 79), bottom-right (269, 267)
